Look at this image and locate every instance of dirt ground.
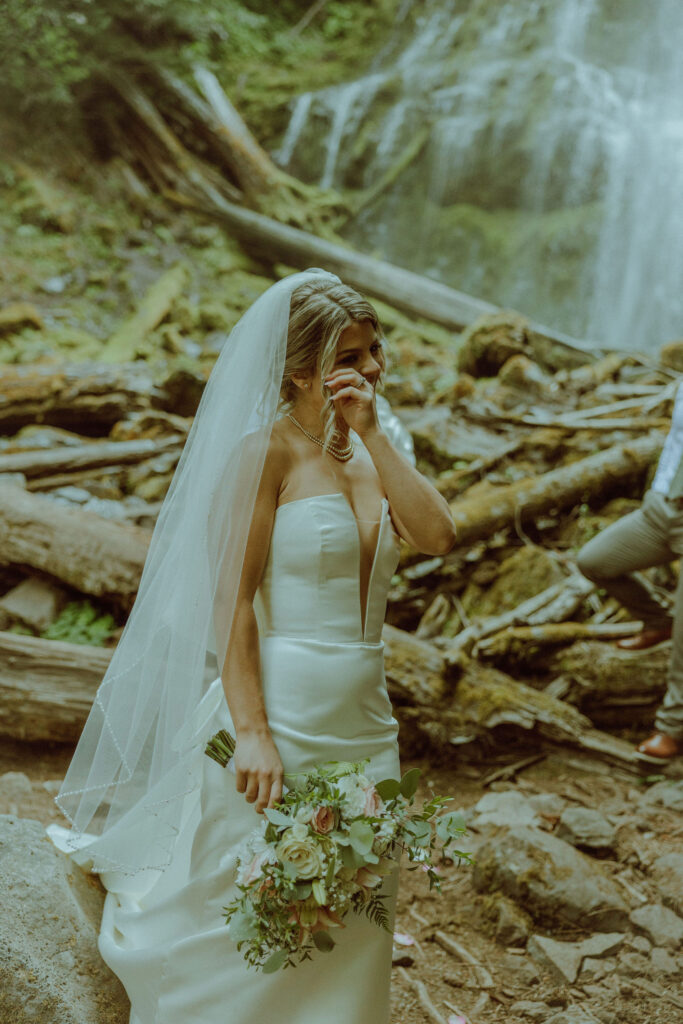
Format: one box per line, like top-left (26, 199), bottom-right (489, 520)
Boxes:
top-left (2, 736), bottom-right (681, 1024)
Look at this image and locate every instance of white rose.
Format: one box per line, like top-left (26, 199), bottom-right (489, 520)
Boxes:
top-left (336, 777), bottom-right (367, 818)
top-left (276, 826), bottom-right (324, 880)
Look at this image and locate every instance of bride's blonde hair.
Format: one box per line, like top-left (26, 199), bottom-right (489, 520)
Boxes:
top-left (281, 277), bottom-right (386, 449)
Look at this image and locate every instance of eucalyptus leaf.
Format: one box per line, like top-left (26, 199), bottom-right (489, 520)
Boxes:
top-left (312, 930), bottom-right (335, 952)
top-left (262, 949), bottom-right (288, 973)
top-left (375, 778), bottom-right (401, 801)
top-left (399, 768), bottom-right (421, 799)
top-left (263, 807), bottom-right (292, 828)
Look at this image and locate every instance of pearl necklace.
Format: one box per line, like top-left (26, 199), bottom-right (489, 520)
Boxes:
top-left (287, 413), bottom-right (355, 462)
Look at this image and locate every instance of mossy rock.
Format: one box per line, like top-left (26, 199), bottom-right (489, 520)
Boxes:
top-left (457, 311), bottom-right (534, 377)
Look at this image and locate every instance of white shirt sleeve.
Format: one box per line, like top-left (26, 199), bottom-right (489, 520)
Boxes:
top-left (652, 382), bottom-right (683, 494)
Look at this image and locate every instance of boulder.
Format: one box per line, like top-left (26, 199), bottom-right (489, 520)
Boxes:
top-left (555, 807), bottom-right (616, 853)
top-left (629, 903), bottom-right (683, 950)
top-left (0, 814), bottom-right (129, 1024)
top-left (649, 852), bottom-right (683, 915)
top-left (472, 826), bottom-right (630, 931)
top-left (650, 946), bottom-right (680, 975)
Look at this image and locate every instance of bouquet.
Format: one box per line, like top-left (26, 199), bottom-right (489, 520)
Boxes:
top-left (205, 729), bottom-right (471, 973)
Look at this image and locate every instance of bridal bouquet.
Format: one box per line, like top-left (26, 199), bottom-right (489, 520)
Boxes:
top-left (205, 729), bottom-right (471, 973)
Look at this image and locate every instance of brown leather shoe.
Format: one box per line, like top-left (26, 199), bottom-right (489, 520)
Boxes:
top-left (616, 626), bottom-right (672, 650)
top-left (636, 732), bottom-right (682, 759)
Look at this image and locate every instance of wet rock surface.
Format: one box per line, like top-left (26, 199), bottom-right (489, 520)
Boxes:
top-left (0, 814), bottom-right (129, 1024)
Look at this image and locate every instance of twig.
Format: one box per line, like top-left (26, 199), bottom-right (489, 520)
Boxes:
top-left (481, 753), bottom-right (546, 786)
top-left (433, 931), bottom-right (493, 988)
top-left (398, 968), bottom-right (447, 1024)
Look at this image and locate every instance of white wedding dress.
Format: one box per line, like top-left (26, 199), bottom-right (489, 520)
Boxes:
top-left (49, 491), bottom-right (402, 1024)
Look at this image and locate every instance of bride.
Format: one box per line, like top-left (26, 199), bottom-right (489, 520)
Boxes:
top-left (48, 268), bottom-right (456, 1024)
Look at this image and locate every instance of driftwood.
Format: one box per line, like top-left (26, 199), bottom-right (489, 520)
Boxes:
top-left (0, 630), bottom-right (112, 742)
top-left (0, 436), bottom-right (182, 481)
top-left (449, 435), bottom-right (662, 549)
top-left (0, 361), bottom-right (163, 433)
top-left (0, 483), bottom-right (150, 611)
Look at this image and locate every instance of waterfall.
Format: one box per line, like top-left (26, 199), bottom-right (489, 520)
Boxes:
top-left (273, 0), bottom-right (683, 351)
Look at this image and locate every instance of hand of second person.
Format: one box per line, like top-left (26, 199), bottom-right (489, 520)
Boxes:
top-left (233, 729), bottom-right (284, 814)
top-left (323, 369), bottom-right (380, 439)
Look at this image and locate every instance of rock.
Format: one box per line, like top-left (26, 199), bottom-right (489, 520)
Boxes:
top-left (472, 791), bottom-right (541, 829)
top-left (650, 946), bottom-right (680, 975)
top-left (0, 772), bottom-right (33, 800)
top-left (473, 826), bottom-right (630, 931)
top-left (0, 577), bottom-right (69, 632)
top-left (0, 814), bottom-right (129, 1024)
top-left (501, 952), bottom-right (541, 986)
top-left (527, 793), bottom-right (566, 820)
top-left (580, 956), bottom-right (617, 982)
top-left (528, 934), bottom-right (583, 983)
top-left (627, 934), bottom-right (652, 955)
top-left (492, 895), bottom-right (531, 947)
top-left (616, 950), bottom-right (650, 977)
top-left (556, 807), bottom-right (616, 852)
top-left (649, 852), bottom-right (683, 915)
top-left (544, 1008), bottom-right (597, 1024)
top-left (630, 903), bottom-right (683, 950)
top-left (509, 1000), bottom-right (552, 1021)
top-left (639, 779), bottom-right (683, 813)
top-left (527, 933), bottom-right (624, 984)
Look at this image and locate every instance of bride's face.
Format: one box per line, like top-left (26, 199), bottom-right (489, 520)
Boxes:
top-left (316, 320), bottom-right (383, 407)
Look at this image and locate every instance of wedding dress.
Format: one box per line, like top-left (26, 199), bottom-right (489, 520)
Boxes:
top-left (48, 489), bottom-right (402, 1024)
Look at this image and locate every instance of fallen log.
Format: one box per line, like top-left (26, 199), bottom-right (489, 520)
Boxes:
top-left (476, 621), bottom-right (643, 662)
top-left (445, 573), bottom-right (594, 657)
top-left (0, 483), bottom-right (150, 611)
top-left (0, 436), bottom-right (182, 480)
top-left (0, 361), bottom-right (162, 433)
top-left (172, 191), bottom-right (596, 355)
top-left (384, 625), bottom-right (650, 772)
top-left (543, 640), bottom-right (669, 720)
top-left (0, 631), bottom-right (112, 743)
top-left (449, 435), bottom-right (662, 549)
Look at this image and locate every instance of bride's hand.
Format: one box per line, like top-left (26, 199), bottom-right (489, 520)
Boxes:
top-left (323, 369), bottom-right (380, 439)
top-left (233, 729), bottom-right (284, 814)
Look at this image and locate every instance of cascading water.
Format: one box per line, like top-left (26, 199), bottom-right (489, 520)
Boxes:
top-left (273, 0), bottom-right (683, 350)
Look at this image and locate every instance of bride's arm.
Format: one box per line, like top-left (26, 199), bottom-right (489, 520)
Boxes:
top-left (219, 436), bottom-right (288, 814)
top-left (362, 428), bottom-right (457, 555)
top-left (327, 370), bottom-right (456, 555)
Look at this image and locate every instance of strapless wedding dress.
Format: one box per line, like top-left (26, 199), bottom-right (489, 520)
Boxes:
top-left (48, 492), bottom-right (402, 1024)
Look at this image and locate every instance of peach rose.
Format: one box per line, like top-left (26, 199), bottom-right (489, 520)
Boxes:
top-left (310, 805), bottom-right (335, 834)
top-left (362, 785), bottom-right (383, 816)
top-left (355, 866), bottom-right (383, 890)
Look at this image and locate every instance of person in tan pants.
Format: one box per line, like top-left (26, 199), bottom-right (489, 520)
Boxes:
top-left (577, 385), bottom-right (683, 760)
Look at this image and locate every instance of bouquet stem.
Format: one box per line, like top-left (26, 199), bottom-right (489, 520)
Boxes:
top-left (205, 728), bottom-right (236, 767)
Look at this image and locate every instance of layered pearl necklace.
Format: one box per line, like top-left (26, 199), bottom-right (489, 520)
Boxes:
top-left (287, 412), bottom-right (355, 462)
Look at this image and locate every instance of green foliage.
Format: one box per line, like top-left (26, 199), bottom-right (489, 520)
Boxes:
top-left (40, 598), bottom-right (117, 646)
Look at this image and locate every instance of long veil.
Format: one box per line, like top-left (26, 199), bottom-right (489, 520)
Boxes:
top-left (52, 268), bottom-right (340, 892)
